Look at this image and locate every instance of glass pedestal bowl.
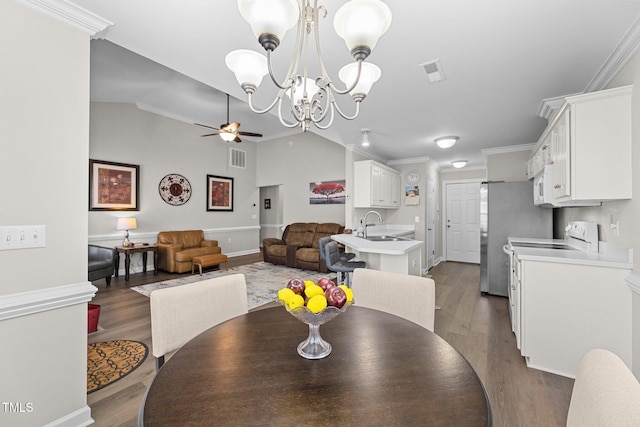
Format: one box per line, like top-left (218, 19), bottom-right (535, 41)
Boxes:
top-left (279, 300), bottom-right (352, 360)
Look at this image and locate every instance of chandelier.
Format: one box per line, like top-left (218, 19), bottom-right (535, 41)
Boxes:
top-left (225, 0), bottom-right (392, 131)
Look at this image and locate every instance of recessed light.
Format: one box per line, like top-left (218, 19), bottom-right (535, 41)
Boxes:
top-left (435, 136), bottom-right (458, 149)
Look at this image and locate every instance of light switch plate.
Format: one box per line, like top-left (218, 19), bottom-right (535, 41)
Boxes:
top-left (0, 225), bottom-right (46, 250)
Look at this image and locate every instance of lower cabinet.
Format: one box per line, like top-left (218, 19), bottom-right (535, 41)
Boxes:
top-left (516, 257), bottom-right (631, 378)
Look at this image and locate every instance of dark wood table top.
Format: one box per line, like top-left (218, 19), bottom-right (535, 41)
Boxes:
top-left (141, 306), bottom-right (491, 426)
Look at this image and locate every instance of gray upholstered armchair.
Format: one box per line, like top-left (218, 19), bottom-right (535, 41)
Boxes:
top-left (88, 244), bottom-right (116, 285)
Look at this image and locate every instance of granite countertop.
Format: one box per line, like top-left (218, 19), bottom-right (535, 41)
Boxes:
top-left (508, 237), bottom-right (633, 269)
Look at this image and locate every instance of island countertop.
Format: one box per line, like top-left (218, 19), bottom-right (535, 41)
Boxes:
top-left (332, 233), bottom-right (423, 255)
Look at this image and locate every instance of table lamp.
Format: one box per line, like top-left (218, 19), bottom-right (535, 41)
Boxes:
top-left (116, 217), bottom-right (137, 247)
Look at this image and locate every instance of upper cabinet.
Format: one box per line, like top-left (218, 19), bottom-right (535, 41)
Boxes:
top-left (528, 85), bottom-right (632, 203)
top-left (354, 160), bottom-right (400, 208)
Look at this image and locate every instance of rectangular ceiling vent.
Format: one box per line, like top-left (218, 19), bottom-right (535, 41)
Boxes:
top-left (229, 147), bottom-right (247, 169)
top-left (420, 59), bottom-right (446, 83)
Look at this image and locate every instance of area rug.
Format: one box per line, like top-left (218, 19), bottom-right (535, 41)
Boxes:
top-left (130, 262), bottom-right (334, 309)
top-left (87, 340), bottom-right (148, 394)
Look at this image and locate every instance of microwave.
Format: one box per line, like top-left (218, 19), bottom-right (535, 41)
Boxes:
top-left (533, 164), bottom-right (600, 208)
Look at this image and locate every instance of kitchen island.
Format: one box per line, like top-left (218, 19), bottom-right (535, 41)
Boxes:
top-left (332, 231), bottom-right (423, 276)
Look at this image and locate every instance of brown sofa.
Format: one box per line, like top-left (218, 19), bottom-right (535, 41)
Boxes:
top-left (157, 230), bottom-right (221, 273)
top-left (262, 222), bottom-right (344, 273)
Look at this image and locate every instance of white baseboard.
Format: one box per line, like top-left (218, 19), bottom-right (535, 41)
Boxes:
top-left (44, 405), bottom-right (93, 427)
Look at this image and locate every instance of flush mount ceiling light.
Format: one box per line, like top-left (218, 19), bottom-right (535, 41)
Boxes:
top-left (361, 128), bottom-right (370, 147)
top-left (435, 136), bottom-right (459, 149)
top-left (451, 160), bottom-right (468, 169)
top-left (226, 0), bottom-right (392, 132)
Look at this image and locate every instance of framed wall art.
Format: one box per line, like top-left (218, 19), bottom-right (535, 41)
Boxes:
top-left (89, 159), bottom-right (140, 211)
top-left (207, 175), bottom-right (234, 211)
top-left (309, 180), bottom-right (346, 204)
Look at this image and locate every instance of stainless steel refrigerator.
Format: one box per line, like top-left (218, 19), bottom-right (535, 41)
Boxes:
top-left (479, 181), bottom-right (552, 296)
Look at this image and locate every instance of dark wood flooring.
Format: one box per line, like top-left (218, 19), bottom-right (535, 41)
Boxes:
top-left (87, 257), bottom-right (573, 426)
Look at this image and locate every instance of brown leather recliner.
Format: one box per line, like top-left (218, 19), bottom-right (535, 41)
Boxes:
top-left (157, 230), bottom-right (221, 273)
top-left (262, 222), bottom-right (344, 273)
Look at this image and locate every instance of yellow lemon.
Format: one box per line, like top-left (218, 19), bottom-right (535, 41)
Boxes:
top-left (287, 294), bottom-right (305, 310)
top-left (277, 287), bottom-right (295, 303)
top-left (304, 284), bottom-right (324, 299)
top-left (303, 280), bottom-right (316, 289)
top-left (338, 285), bottom-right (354, 303)
top-left (307, 294), bottom-right (328, 314)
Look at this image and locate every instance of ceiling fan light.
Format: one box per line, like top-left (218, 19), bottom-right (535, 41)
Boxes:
top-left (334, 0), bottom-right (392, 57)
top-left (220, 132), bottom-right (237, 142)
top-left (452, 160), bottom-right (468, 169)
top-left (225, 50), bottom-right (268, 92)
top-left (338, 62), bottom-right (381, 100)
top-left (435, 136), bottom-right (458, 149)
top-left (237, 0), bottom-right (298, 48)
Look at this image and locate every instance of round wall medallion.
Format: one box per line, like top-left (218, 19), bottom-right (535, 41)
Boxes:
top-left (158, 174), bottom-right (192, 206)
top-left (405, 170), bottom-right (420, 185)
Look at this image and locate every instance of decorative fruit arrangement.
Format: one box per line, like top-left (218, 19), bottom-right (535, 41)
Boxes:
top-left (278, 278), bottom-right (354, 314)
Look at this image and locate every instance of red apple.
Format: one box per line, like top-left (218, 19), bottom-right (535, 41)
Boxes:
top-left (317, 277), bottom-right (335, 291)
top-left (287, 278), bottom-right (305, 295)
top-left (325, 286), bottom-right (347, 309)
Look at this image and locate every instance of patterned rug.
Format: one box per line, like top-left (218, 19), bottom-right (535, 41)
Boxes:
top-left (87, 340), bottom-right (148, 394)
top-left (130, 262), bottom-right (334, 309)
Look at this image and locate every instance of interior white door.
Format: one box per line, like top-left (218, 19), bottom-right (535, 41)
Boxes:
top-left (426, 178), bottom-right (436, 270)
top-left (446, 182), bottom-right (481, 263)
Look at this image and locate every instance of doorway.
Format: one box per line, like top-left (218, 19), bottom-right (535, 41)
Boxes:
top-left (426, 178), bottom-right (436, 270)
top-left (444, 182), bottom-right (481, 263)
top-left (259, 185), bottom-right (283, 244)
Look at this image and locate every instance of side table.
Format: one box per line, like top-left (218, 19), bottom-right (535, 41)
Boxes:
top-left (114, 245), bottom-right (158, 281)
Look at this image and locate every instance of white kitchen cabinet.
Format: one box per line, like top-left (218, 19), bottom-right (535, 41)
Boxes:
top-left (516, 256), bottom-right (632, 378)
top-left (529, 85), bottom-right (632, 202)
top-left (354, 160), bottom-right (400, 208)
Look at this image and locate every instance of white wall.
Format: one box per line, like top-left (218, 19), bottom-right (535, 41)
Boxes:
top-left (256, 132), bottom-right (346, 226)
top-left (89, 102), bottom-right (261, 266)
top-left (0, 1), bottom-right (96, 425)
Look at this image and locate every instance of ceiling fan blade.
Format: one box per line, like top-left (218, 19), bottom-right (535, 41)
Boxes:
top-left (237, 131), bottom-right (263, 137)
top-left (195, 123), bottom-right (221, 131)
top-left (200, 132), bottom-right (220, 137)
top-left (234, 136), bottom-right (242, 143)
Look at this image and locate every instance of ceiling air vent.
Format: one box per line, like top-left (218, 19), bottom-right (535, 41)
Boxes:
top-left (230, 147), bottom-right (246, 169)
top-left (419, 59), bottom-right (446, 83)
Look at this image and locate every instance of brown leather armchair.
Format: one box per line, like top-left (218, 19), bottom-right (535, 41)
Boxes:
top-left (262, 223), bottom-right (344, 272)
top-left (157, 230), bottom-right (221, 273)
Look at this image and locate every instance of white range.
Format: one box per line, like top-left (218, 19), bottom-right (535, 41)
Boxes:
top-left (505, 221), bottom-right (633, 378)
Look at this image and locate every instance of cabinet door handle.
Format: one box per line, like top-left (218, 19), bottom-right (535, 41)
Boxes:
top-left (554, 184), bottom-right (561, 189)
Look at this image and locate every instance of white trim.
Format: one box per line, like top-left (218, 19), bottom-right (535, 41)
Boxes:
top-left (344, 144), bottom-right (389, 165)
top-left (89, 225), bottom-right (261, 243)
top-left (626, 272), bottom-right (640, 294)
top-left (44, 406), bottom-right (93, 427)
top-left (440, 178), bottom-right (484, 262)
top-left (585, 16), bottom-right (640, 92)
top-left (16, 0), bottom-right (113, 35)
top-left (0, 282), bottom-right (97, 321)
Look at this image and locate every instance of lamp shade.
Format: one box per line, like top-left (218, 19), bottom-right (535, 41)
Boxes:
top-left (334, 0), bottom-right (392, 53)
top-left (285, 77), bottom-right (320, 105)
top-left (435, 136), bottom-right (458, 149)
top-left (338, 62), bottom-right (381, 99)
top-left (237, 0), bottom-right (298, 43)
top-left (116, 217), bottom-right (137, 231)
top-left (226, 50), bottom-right (269, 91)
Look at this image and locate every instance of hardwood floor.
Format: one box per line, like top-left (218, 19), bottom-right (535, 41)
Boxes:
top-left (87, 258), bottom-right (573, 426)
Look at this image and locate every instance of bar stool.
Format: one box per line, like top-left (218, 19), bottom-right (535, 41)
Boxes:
top-left (318, 236), bottom-right (355, 264)
top-left (323, 240), bottom-right (366, 287)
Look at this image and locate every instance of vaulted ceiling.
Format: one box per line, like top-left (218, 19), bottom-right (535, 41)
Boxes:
top-left (77, 0), bottom-right (640, 170)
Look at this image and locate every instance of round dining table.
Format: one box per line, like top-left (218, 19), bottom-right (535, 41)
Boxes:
top-left (141, 306), bottom-right (491, 426)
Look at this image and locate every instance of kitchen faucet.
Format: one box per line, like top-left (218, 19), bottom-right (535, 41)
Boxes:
top-left (363, 210), bottom-right (383, 239)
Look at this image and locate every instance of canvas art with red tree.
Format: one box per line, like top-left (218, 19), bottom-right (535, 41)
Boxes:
top-left (309, 181), bottom-right (346, 204)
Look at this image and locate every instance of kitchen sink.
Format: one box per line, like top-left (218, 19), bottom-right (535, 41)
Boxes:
top-left (365, 235), bottom-right (411, 242)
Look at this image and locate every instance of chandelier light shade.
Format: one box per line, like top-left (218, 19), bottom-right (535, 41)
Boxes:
top-left (452, 160), bottom-right (468, 169)
top-left (435, 136), bottom-right (459, 149)
top-left (227, 0), bottom-right (393, 131)
top-left (338, 62), bottom-right (381, 101)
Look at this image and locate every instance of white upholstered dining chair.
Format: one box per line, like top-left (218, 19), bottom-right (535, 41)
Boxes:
top-left (566, 348), bottom-right (640, 426)
top-left (150, 273), bottom-right (248, 371)
top-left (351, 268), bottom-right (436, 332)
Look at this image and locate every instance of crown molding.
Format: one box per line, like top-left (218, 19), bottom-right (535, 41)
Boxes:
top-left (345, 144), bottom-right (389, 165)
top-left (585, 15), bottom-right (640, 92)
top-left (536, 94), bottom-right (581, 120)
top-left (388, 156), bottom-right (440, 172)
top-left (482, 143), bottom-right (534, 166)
top-left (16, 0), bottom-right (112, 35)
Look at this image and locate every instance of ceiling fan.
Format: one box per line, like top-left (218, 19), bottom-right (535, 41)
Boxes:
top-left (195, 93), bottom-right (263, 143)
